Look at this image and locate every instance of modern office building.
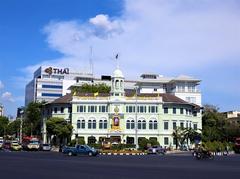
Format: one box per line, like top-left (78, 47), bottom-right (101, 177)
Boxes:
top-left (42, 67), bottom-right (202, 147)
top-left (25, 66), bottom-right (94, 105)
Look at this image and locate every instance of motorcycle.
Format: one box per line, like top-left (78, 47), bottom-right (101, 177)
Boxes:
top-left (194, 151), bottom-right (214, 160)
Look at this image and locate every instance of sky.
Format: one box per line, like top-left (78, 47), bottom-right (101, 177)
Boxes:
top-left (0, 0), bottom-right (240, 117)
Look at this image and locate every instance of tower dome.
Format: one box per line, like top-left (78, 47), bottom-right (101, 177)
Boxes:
top-left (113, 68), bottom-right (124, 78)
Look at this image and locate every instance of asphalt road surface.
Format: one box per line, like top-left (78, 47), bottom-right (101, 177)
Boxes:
top-left (0, 151), bottom-right (240, 179)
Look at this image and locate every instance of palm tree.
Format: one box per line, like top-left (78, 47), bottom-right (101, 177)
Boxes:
top-left (182, 128), bottom-right (201, 147)
top-left (172, 127), bottom-right (184, 149)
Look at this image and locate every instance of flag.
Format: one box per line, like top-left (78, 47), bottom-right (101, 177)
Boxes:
top-left (94, 92), bottom-right (99, 97)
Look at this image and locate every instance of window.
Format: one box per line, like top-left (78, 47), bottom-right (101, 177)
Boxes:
top-left (173, 121), bottom-right (177, 130)
top-left (99, 106), bottom-right (108, 113)
top-left (173, 138), bottom-right (176, 145)
top-left (149, 120), bottom-right (153, 129)
top-left (180, 122), bottom-right (184, 129)
top-left (164, 121), bottom-right (169, 130)
top-left (138, 120), bottom-right (141, 129)
top-left (193, 123), bottom-right (198, 130)
top-left (180, 108), bottom-right (184, 114)
top-left (92, 120), bottom-right (96, 129)
top-left (126, 120), bottom-right (130, 129)
top-left (131, 120), bottom-right (135, 129)
top-left (54, 107), bottom-right (57, 113)
top-left (164, 137), bottom-right (169, 145)
top-left (88, 120), bottom-right (92, 129)
top-left (42, 93), bottom-right (62, 97)
top-left (173, 107), bottom-right (176, 114)
top-left (77, 120), bottom-right (81, 129)
top-left (60, 107), bottom-right (64, 113)
top-left (88, 106), bottom-right (97, 113)
top-left (149, 106), bottom-right (158, 113)
top-left (88, 136), bottom-right (96, 144)
top-left (138, 106), bottom-right (146, 113)
top-left (153, 120), bottom-right (158, 129)
top-left (103, 120), bottom-right (107, 129)
top-left (99, 120), bottom-right (103, 129)
top-left (77, 106), bottom-right (86, 112)
top-left (77, 119), bottom-right (85, 129)
top-left (154, 88), bottom-right (157, 91)
top-left (142, 120), bottom-right (146, 129)
top-left (42, 84), bottom-right (62, 89)
top-left (81, 120), bottom-right (85, 129)
top-left (164, 107), bottom-right (168, 114)
top-left (186, 109), bottom-right (188, 115)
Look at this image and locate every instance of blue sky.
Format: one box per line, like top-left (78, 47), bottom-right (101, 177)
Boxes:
top-left (0, 0), bottom-right (240, 117)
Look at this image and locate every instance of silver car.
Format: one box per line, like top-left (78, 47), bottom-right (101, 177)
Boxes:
top-left (41, 144), bottom-right (51, 151)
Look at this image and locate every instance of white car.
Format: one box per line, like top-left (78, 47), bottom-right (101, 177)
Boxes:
top-left (41, 144), bottom-right (51, 151)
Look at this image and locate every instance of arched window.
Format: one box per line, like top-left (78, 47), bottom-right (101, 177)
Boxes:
top-left (103, 120), bottom-right (108, 129)
top-left (154, 120), bottom-right (158, 129)
top-left (149, 120), bottom-right (153, 130)
top-left (142, 120), bottom-right (146, 129)
top-left (99, 120), bottom-right (103, 129)
top-left (126, 120), bottom-right (130, 129)
top-left (93, 120), bottom-right (96, 129)
top-left (115, 80), bottom-right (119, 89)
top-left (82, 120), bottom-right (85, 129)
top-left (88, 120), bottom-right (92, 129)
top-left (77, 120), bottom-right (81, 129)
top-left (138, 120), bottom-right (141, 129)
top-left (131, 120), bottom-right (135, 129)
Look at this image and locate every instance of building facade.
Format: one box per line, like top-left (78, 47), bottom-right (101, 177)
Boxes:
top-left (25, 66), bottom-right (94, 105)
top-left (42, 68), bottom-right (202, 147)
top-left (137, 74), bottom-right (201, 106)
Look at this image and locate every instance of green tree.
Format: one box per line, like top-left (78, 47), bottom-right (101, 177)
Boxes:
top-left (172, 127), bottom-right (185, 149)
top-left (46, 117), bottom-right (73, 145)
top-left (202, 104), bottom-right (226, 142)
top-left (24, 101), bottom-right (45, 136)
top-left (71, 83), bottom-right (111, 94)
top-left (182, 128), bottom-right (201, 145)
top-left (0, 116), bottom-right (9, 137)
top-left (6, 119), bottom-right (21, 137)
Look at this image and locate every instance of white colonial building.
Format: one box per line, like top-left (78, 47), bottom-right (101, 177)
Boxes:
top-left (42, 67), bottom-right (202, 147)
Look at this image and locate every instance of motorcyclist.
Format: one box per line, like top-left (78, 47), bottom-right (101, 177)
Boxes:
top-left (197, 144), bottom-right (208, 155)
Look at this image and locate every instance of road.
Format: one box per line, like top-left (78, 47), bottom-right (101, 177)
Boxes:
top-left (0, 151), bottom-right (240, 179)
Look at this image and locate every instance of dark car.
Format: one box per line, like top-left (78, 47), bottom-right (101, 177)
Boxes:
top-left (3, 141), bottom-right (11, 150)
top-left (63, 144), bottom-right (98, 156)
top-left (147, 145), bottom-right (166, 155)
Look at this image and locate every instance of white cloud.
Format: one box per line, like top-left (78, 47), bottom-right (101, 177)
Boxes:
top-left (0, 80), bottom-right (4, 89)
top-left (1, 92), bottom-right (15, 102)
top-left (23, 0), bottom-right (240, 79)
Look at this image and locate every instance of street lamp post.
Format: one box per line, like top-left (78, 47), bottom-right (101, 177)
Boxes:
top-left (135, 87), bottom-right (138, 149)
